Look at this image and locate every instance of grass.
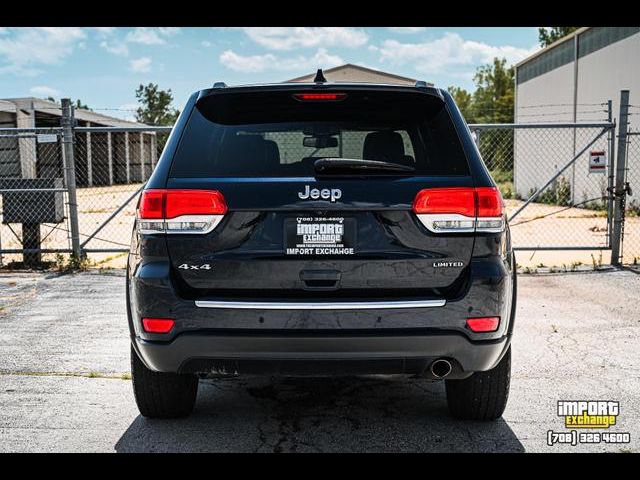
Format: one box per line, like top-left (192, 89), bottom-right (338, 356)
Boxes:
top-left (490, 169), bottom-right (515, 199)
top-left (590, 252), bottom-right (603, 270)
top-left (54, 253), bottom-right (94, 272)
top-left (93, 252), bottom-right (127, 268)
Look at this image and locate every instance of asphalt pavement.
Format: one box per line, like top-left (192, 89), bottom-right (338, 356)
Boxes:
top-left (0, 269), bottom-right (638, 452)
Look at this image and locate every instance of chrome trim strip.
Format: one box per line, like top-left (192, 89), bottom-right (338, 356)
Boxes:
top-left (195, 299), bottom-right (446, 310)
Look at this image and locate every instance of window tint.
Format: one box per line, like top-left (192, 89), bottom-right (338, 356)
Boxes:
top-left (170, 90), bottom-right (469, 177)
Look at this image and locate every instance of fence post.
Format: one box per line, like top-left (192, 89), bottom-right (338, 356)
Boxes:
top-left (606, 100), bottom-right (616, 248)
top-left (610, 90), bottom-right (630, 266)
top-left (61, 98), bottom-right (82, 260)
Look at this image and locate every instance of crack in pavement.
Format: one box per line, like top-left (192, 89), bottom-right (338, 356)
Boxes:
top-left (0, 371), bottom-right (131, 381)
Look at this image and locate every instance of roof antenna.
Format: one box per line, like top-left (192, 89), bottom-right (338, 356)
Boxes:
top-left (314, 68), bottom-right (327, 83)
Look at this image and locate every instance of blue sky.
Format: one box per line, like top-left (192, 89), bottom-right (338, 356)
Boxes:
top-left (0, 27), bottom-right (540, 120)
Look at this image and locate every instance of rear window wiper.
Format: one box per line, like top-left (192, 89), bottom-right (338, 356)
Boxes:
top-left (314, 158), bottom-right (415, 174)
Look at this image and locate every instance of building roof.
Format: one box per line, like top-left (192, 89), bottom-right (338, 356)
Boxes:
top-left (1, 97), bottom-right (146, 127)
top-left (0, 99), bottom-right (17, 114)
top-left (287, 63), bottom-right (425, 85)
top-left (515, 27), bottom-right (590, 68)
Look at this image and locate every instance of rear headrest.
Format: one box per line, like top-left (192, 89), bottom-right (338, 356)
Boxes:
top-left (263, 140), bottom-right (281, 167)
top-left (362, 131), bottom-right (405, 163)
top-left (221, 135), bottom-right (268, 174)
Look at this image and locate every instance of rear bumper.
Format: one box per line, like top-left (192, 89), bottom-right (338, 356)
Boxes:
top-left (128, 255), bottom-right (515, 375)
top-left (133, 332), bottom-right (510, 377)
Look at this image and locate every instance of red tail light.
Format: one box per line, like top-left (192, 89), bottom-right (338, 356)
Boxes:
top-left (413, 188), bottom-right (476, 217)
top-left (412, 187), bottom-right (504, 233)
top-left (142, 317), bottom-right (175, 334)
top-left (293, 93), bottom-right (347, 101)
top-left (139, 190), bottom-right (165, 219)
top-left (466, 316), bottom-right (500, 332)
top-left (138, 189), bottom-right (227, 234)
top-left (139, 189), bottom-right (227, 219)
top-left (164, 190), bottom-right (227, 218)
top-left (476, 187), bottom-right (504, 217)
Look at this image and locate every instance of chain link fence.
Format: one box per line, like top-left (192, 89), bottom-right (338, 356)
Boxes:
top-left (1, 96), bottom-right (638, 269)
top-left (624, 130), bottom-right (640, 266)
top-left (0, 119), bottom-right (171, 268)
top-left (72, 127), bottom-right (170, 266)
top-left (0, 127), bottom-right (73, 266)
top-left (469, 124), bottom-right (615, 254)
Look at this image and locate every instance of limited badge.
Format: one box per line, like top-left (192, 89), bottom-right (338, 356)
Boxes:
top-left (432, 261), bottom-right (465, 268)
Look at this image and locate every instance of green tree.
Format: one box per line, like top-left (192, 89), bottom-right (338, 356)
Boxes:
top-left (447, 86), bottom-right (475, 123)
top-left (471, 58), bottom-right (515, 176)
top-left (471, 58), bottom-right (514, 123)
top-left (447, 57), bottom-right (516, 186)
top-left (538, 27), bottom-right (580, 47)
top-left (135, 83), bottom-right (180, 126)
top-left (45, 97), bottom-right (91, 110)
top-left (73, 99), bottom-right (90, 110)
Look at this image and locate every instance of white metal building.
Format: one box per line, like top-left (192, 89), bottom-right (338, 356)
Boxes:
top-left (514, 27), bottom-right (640, 201)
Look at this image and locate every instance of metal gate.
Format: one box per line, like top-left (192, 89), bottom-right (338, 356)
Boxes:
top-left (0, 126), bottom-right (74, 266)
top-left (622, 128), bottom-right (640, 266)
top-left (468, 120), bottom-right (616, 254)
top-left (71, 125), bottom-right (172, 262)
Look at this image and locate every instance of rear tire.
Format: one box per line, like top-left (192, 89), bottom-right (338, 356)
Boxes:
top-left (445, 346), bottom-right (511, 420)
top-left (131, 345), bottom-right (198, 418)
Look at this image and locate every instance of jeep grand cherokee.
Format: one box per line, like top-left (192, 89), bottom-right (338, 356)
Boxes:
top-left (126, 75), bottom-right (516, 420)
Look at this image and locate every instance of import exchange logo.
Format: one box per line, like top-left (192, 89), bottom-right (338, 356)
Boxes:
top-left (547, 400), bottom-right (631, 446)
top-left (558, 400), bottom-right (619, 428)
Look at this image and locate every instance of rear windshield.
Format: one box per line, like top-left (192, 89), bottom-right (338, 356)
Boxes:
top-left (170, 89), bottom-right (469, 178)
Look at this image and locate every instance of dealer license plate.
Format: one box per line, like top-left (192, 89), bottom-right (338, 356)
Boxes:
top-left (285, 216), bottom-right (355, 256)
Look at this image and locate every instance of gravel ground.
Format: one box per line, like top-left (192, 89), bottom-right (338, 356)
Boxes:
top-left (0, 269), bottom-right (638, 452)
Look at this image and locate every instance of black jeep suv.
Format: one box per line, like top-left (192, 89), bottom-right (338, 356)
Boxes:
top-left (126, 76), bottom-right (516, 420)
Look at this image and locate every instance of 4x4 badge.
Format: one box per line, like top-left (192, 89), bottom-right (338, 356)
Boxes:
top-left (178, 263), bottom-right (212, 270)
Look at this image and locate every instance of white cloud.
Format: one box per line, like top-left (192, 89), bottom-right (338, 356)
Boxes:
top-left (239, 27), bottom-right (368, 51)
top-left (30, 85), bottom-right (60, 97)
top-left (100, 40), bottom-right (129, 56)
top-left (201, 40), bottom-right (212, 47)
top-left (129, 57), bottom-right (152, 73)
top-left (219, 48), bottom-right (343, 73)
top-left (387, 27), bottom-right (426, 34)
top-left (93, 27), bottom-right (116, 37)
top-left (0, 27), bottom-right (86, 75)
top-left (125, 27), bottom-right (180, 45)
top-left (372, 32), bottom-right (538, 74)
top-left (158, 27), bottom-right (180, 36)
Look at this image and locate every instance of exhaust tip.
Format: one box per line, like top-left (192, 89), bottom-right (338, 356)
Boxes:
top-left (430, 359), bottom-right (452, 379)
